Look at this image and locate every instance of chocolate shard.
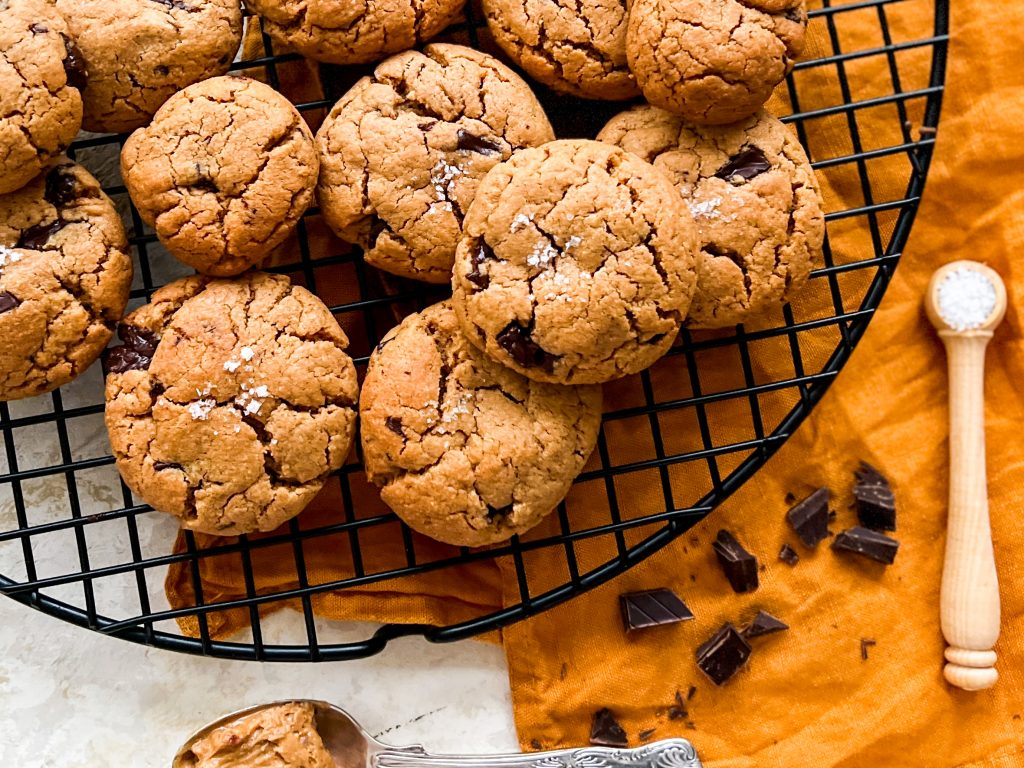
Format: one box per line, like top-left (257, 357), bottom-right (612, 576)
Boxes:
top-left (712, 529), bottom-right (758, 593)
top-left (742, 610), bottom-right (788, 639)
top-left (696, 623), bottom-right (752, 686)
top-left (832, 526), bottom-right (899, 565)
top-left (714, 147), bottom-right (771, 182)
top-left (496, 322), bottom-right (555, 373)
top-left (456, 128), bottom-right (503, 156)
top-left (786, 487), bottom-right (831, 548)
top-left (589, 708), bottom-right (628, 748)
top-left (853, 462), bottom-right (896, 531)
top-left (105, 325), bottom-right (160, 374)
top-left (619, 588), bottom-right (695, 632)
top-left (778, 543), bottom-right (800, 566)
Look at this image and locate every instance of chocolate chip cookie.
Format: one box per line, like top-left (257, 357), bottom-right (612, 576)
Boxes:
top-left (0, 161), bottom-right (132, 401)
top-left (626, 0), bottom-right (807, 125)
top-left (55, 0), bottom-right (242, 134)
top-left (121, 75), bottom-right (319, 277)
top-left (316, 44), bottom-right (555, 284)
top-left (245, 0), bottom-right (466, 65)
top-left (452, 139), bottom-right (699, 385)
top-left (361, 300), bottom-right (602, 547)
top-left (482, 0), bottom-right (638, 100)
top-left (0, 0), bottom-right (85, 195)
top-left (598, 106), bottom-right (824, 327)
top-left (104, 272), bottom-right (359, 536)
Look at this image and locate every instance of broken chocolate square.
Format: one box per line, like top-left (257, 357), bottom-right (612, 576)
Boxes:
top-left (832, 526), bottom-right (899, 565)
top-left (712, 529), bottom-right (758, 593)
top-left (590, 708), bottom-right (628, 747)
top-left (619, 588), bottom-right (695, 632)
top-left (778, 543), bottom-right (800, 566)
top-left (742, 610), bottom-right (788, 638)
top-left (786, 487), bottom-right (831, 548)
top-left (696, 623), bottom-right (752, 685)
top-left (854, 462), bottom-right (897, 531)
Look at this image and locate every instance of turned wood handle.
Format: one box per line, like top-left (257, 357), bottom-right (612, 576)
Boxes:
top-left (939, 330), bottom-right (1000, 690)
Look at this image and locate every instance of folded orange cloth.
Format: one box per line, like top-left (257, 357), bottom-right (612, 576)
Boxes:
top-left (165, 1), bottom-right (1024, 765)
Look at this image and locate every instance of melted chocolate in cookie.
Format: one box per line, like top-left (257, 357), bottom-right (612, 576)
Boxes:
top-left (456, 129), bottom-right (502, 156)
top-left (385, 416), bottom-right (404, 436)
top-left (29, 22), bottom-right (49, 34)
top-left (44, 165), bottom-right (84, 207)
top-left (106, 326), bottom-right (160, 374)
top-left (16, 219), bottom-right (67, 250)
top-left (496, 322), bottom-right (555, 373)
top-left (715, 147), bottom-right (771, 182)
top-left (0, 291), bottom-right (22, 314)
top-left (61, 36), bottom-right (88, 91)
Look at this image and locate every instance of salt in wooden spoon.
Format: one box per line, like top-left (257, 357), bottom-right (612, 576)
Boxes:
top-left (925, 260), bottom-right (1007, 690)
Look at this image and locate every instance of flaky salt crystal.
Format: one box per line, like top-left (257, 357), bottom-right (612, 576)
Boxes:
top-left (936, 267), bottom-right (998, 331)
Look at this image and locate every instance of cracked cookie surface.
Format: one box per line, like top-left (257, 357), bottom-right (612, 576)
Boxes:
top-left (626, 0), bottom-right (807, 125)
top-left (55, 0), bottom-right (242, 134)
top-left (0, 160), bottom-right (131, 401)
top-left (452, 139), bottom-right (699, 385)
top-left (483, 0), bottom-right (638, 100)
top-left (245, 0), bottom-right (467, 65)
top-left (316, 44), bottom-right (554, 284)
top-left (599, 106), bottom-right (824, 327)
top-left (104, 272), bottom-right (359, 536)
top-left (121, 76), bottom-right (319, 277)
top-left (0, 0), bottom-right (84, 195)
top-left (361, 300), bottom-right (601, 547)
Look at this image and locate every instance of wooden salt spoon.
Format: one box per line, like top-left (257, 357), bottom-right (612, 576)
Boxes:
top-left (925, 260), bottom-right (1007, 691)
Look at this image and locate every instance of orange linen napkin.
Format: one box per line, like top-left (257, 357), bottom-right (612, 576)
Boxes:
top-left (165, 1), bottom-right (1024, 765)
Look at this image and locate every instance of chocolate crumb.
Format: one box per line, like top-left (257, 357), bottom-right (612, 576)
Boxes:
top-left (860, 638), bottom-right (876, 660)
top-left (687, 685), bottom-right (697, 700)
top-left (779, 543), bottom-right (800, 566)
top-left (590, 708), bottom-right (628, 747)
top-left (529, 739), bottom-right (542, 751)
top-left (638, 728), bottom-right (656, 742)
top-left (742, 610), bottom-right (788, 639)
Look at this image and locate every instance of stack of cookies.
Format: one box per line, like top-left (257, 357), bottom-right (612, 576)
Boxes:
top-left (0, 0), bottom-right (826, 551)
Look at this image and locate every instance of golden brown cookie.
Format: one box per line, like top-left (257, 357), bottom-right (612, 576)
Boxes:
top-left (104, 272), bottom-right (359, 536)
top-left (598, 106), bottom-right (824, 327)
top-left (121, 75), bottom-right (319, 277)
top-left (626, 0), bottom-right (807, 125)
top-left (315, 44), bottom-right (555, 284)
top-left (0, 0), bottom-right (84, 195)
top-left (361, 300), bottom-right (602, 547)
top-left (244, 0), bottom-right (466, 65)
top-left (55, 0), bottom-right (242, 134)
top-left (452, 139), bottom-right (699, 385)
top-left (0, 161), bottom-right (131, 401)
top-left (482, 0), bottom-right (638, 100)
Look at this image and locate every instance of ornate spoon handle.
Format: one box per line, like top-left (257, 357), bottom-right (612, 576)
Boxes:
top-left (374, 739), bottom-right (703, 768)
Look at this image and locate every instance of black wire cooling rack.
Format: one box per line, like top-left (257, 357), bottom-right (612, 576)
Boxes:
top-left (0, 0), bottom-right (949, 660)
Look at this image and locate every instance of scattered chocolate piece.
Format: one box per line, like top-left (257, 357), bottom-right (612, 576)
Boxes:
top-left (496, 322), bottom-right (555, 372)
top-left (61, 35), bottom-right (88, 91)
top-left (714, 147), bottom-right (771, 182)
top-left (784, 492), bottom-right (796, 505)
top-left (742, 610), bottom-right (788, 639)
top-left (638, 728), bottom-right (656, 742)
top-left (590, 708), bottom-right (628, 748)
top-left (456, 128), bottom-right (502, 155)
top-left (712, 529), bottom-right (759, 593)
top-left (860, 638), bottom-right (876, 660)
top-left (105, 325), bottom-right (160, 374)
top-left (385, 416), bottom-right (404, 436)
top-left (786, 487), bottom-right (831, 548)
top-left (559, 662), bottom-right (568, 680)
top-left (0, 291), bottom-right (21, 314)
top-left (619, 588), bottom-right (695, 632)
top-left (696, 623), bottom-right (751, 686)
top-left (832, 526), bottom-right (899, 565)
top-left (778, 543), bottom-right (800, 566)
top-left (853, 462), bottom-right (897, 531)
top-left (529, 739), bottom-right (542, 751)
top-left (667, 690), bottom-right (688, 720)
top-left (686, 685), bottom-right (697, 700)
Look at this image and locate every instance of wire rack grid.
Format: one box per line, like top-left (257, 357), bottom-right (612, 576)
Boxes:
top-left (0, 0), bottom-right (949, 660)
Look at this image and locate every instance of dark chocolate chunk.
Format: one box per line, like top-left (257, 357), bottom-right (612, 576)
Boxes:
top-left (496, 322), bottom-right (555, 373)
top-left (832, 526), bottom-right (899, 565)
top-left (619, 588), bottom-right (694, 632)
top-left (786, 487), bottom-right (831, 548)
top-left (16, 218), bottom-right (66, 250)
top-left (0, 291), bottom-right (22, 314)
top-left (778, 543), bottom-right (800, 566)
top-left (714, 147), bottom-right (771, 182)
top-left (105, 325), bottom-right (160, 374)
top-left (29, 22), bottom-right (49, 33)
top-left (466, 241), bottom-right (496, 290)
top-left (742, 610), bottom-right (788, 638)
top-left (589, 708), bottom-right (628, 748)
top-left (385, 416), bottom-right (404, 436)
top-left (44, 165), bottom-right (83, 207)
top-left (860, 638), bottom-right (876, 660)
top-left (61, 35), bottom-right (88, 91)
top-left (712, 529), bottom-right (759, 593)
top-left (456, 128), bottom-right (502, 156)
top-left (153, 461), bottom-right (183, 472)
top-left (853, 462), bottom-right (896, 531)
top-left (696, 623), bottom-right (751, 686)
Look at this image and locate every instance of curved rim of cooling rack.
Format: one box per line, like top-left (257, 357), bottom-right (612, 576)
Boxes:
top-left (1, 0), bottom-right (951, 660)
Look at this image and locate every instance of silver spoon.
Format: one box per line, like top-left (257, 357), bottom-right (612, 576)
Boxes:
top-left (172, 700), bottom-right (704, 768)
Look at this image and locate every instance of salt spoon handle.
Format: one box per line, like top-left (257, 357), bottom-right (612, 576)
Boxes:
top-left (925, 260), bottom-right (1007, 691)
